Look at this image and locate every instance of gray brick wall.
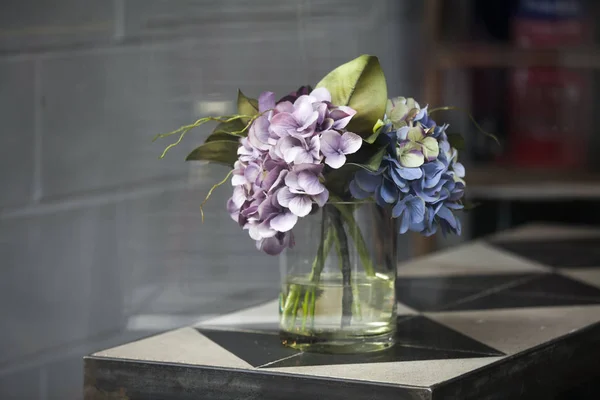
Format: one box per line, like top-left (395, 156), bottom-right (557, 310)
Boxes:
top-left (0, 1), bottom-right (423, 398)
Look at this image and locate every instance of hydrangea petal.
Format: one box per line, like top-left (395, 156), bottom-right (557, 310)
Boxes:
top-left (276, 187), bottom-right (294, 207)
top-left (310, 87), bottom-right (331, 102)
top-left (298, 171), bottom-right (325, 195)
top-left (275, 101), bottom-right (294, 114)
top-left (258, 91), bottom-right (276, 113)
top-left (340, 131), bottom-right (362, 155)
top-left (320, 130), bottom-right (342, 157)
top-left (349, 180), bottom-right (372, 200)
top-left (270, 211), bottom-right (298, 232)
top-left (278, 137), bottom-right (303, 164)
top-left (396, 126), bottom-right (410, 141)
top-left (330, 106), bottom-right (357, 129)
top-left (294, 149), bottom-right (317, 165)
top-left (288, 195), bottom-right (313, 217)
top-left (231, 186), bottom-right (247, 208)
top-left (355, 170), bottom-right (380, 192)
top-left (379, 179), bottom-right (398, 204)
top-left (258, 234), bottom-right (288, 255)
top-left (453, 162), bottom-right (465, 178)
top-left (324, 153), bottom-right (345, 169)
top-left (398, 165), bottom-right (423, 181)
top-left (407, 126), bottom-right (425, 142)
top-left (313, 188), bottom-right (329, 207)
top-left (400, 147), bottom-right (425, 168)
top-left (269, 112), bottom-right (297, 138)
top-left (421, 136), bottom-right (440, 161)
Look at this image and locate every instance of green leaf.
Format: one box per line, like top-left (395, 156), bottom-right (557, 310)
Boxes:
top-left (447, 132), bottom-right (465, 150)
top-left (315, 54), bottom-right (387, 138)
top-left (205, 131), bottom-right (242, 143)
top-left (212, 116), bottom-right (247, 136)
top-left (185, 140), bottom-right (239, 167)
top-left (237, 90), bottom-right (259, 124)
top-left (205, 117), bottom-right (246, 143)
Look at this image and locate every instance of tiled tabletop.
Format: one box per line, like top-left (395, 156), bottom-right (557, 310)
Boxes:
top-left (84, 224), bottom-right (600, 400)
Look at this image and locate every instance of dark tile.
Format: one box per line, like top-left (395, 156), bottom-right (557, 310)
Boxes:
top-left (198, 315), bottom-right (503, 369)
top-left (490, 237), bottom-right (600, 268)
top-left (395, 316), bottom-right (503, 355)
top-left (443, 274), bottom-right (600, 312)
top-left (397, 284), bottom-right (481, 312)
top-left (395, 274), bottom-right (538, 312)
top-left (506, 274), bottom-right (600, 300)
top-left (397, 273), bottom-right (540, 291)
top-left (444, 291), bottom-right (600, 312)
top-left (267, 345), bottom-right (491, 368)
top-left (200, 329), bottom-right (298, 368)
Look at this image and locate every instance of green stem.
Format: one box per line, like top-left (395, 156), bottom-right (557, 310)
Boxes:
top-left (285, 222), bottom-right (336, 333)
top-left (333, 228), bottom-right (362, 321)
top-left (331, 202), bottom-right (375, 277)
top-left (329, 206), bottom-right (353, 328)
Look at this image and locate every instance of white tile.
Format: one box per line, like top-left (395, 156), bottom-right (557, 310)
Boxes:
top-left (94, 327), bottom-right (252, 369)
top-left (199, 300), bottom-right (279, 328)
top-left (269, 357), bottom-right (503, 387)
top-left (426, 305), bottom-right (600, 355)
top-left (560, 269), bottom-right (600, 290)
top-left (397, 241), bottom-right (549, 277)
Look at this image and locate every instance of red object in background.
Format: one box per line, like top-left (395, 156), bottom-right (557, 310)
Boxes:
top-left (508, 0), bottom-right (592, 169)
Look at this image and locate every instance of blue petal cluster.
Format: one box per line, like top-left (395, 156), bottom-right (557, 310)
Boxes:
top-left (349, 100), bottom-right (465, 237)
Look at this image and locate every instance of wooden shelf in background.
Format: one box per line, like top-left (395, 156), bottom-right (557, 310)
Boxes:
top-left (436, 44), bottom-right (600, 69)
top-left (467, 166), bottom-right (600, 200)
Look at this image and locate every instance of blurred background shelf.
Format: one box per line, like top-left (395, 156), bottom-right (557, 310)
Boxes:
top-left (467, 166), bottom-right (600, 200)
top-left (417, 0), bottom-right (600, 255)
top-left (436, 44), bottom-right (600, 69)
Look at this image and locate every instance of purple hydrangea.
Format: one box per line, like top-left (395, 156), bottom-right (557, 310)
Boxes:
top-left (228, 87), bottom-right (363, 255)
top-left (349, 98), bottom-right (465, 237)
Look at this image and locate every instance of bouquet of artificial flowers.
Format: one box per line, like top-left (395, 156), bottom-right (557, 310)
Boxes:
top-left (156, 55), bottom-right (470, 254)
top-left (155, 55), bottom-right (493, 350)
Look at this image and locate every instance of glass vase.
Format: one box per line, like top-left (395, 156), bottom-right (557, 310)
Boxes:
top-left (279, 201), bottom-right (397, 354)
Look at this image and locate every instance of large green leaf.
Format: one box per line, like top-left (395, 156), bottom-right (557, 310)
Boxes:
top-left (315, 55), bottom-right (387, 137)
top-left (237, 90), bottom-right (259, 124)
top-left (185, 140), bottom-right (239, 167)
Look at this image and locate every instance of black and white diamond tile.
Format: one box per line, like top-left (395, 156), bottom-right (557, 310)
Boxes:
top-left (198, 315), bottom-right (503, 369)
top-left (87, 224), bottom-right (600, 399)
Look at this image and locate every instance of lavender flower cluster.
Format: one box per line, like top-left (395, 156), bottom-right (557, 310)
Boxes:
top-left (350, 98), bottom-right (465, 236)
top-left (227, 87), bottom-right (363, 255)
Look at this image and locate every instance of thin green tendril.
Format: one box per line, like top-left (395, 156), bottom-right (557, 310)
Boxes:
top-left (153, 114), bottom-right (259, 159)
top-left (200, 169), bottom-right (234, 222)
top-left (428, 106), bottom-right (500, 145)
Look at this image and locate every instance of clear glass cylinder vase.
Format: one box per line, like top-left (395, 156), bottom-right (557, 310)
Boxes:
top-left (278, 201), bottom-right (397, 354)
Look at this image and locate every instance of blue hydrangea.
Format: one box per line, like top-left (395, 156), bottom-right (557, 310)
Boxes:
top-left (349, 98), bottom-right (465, 237)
